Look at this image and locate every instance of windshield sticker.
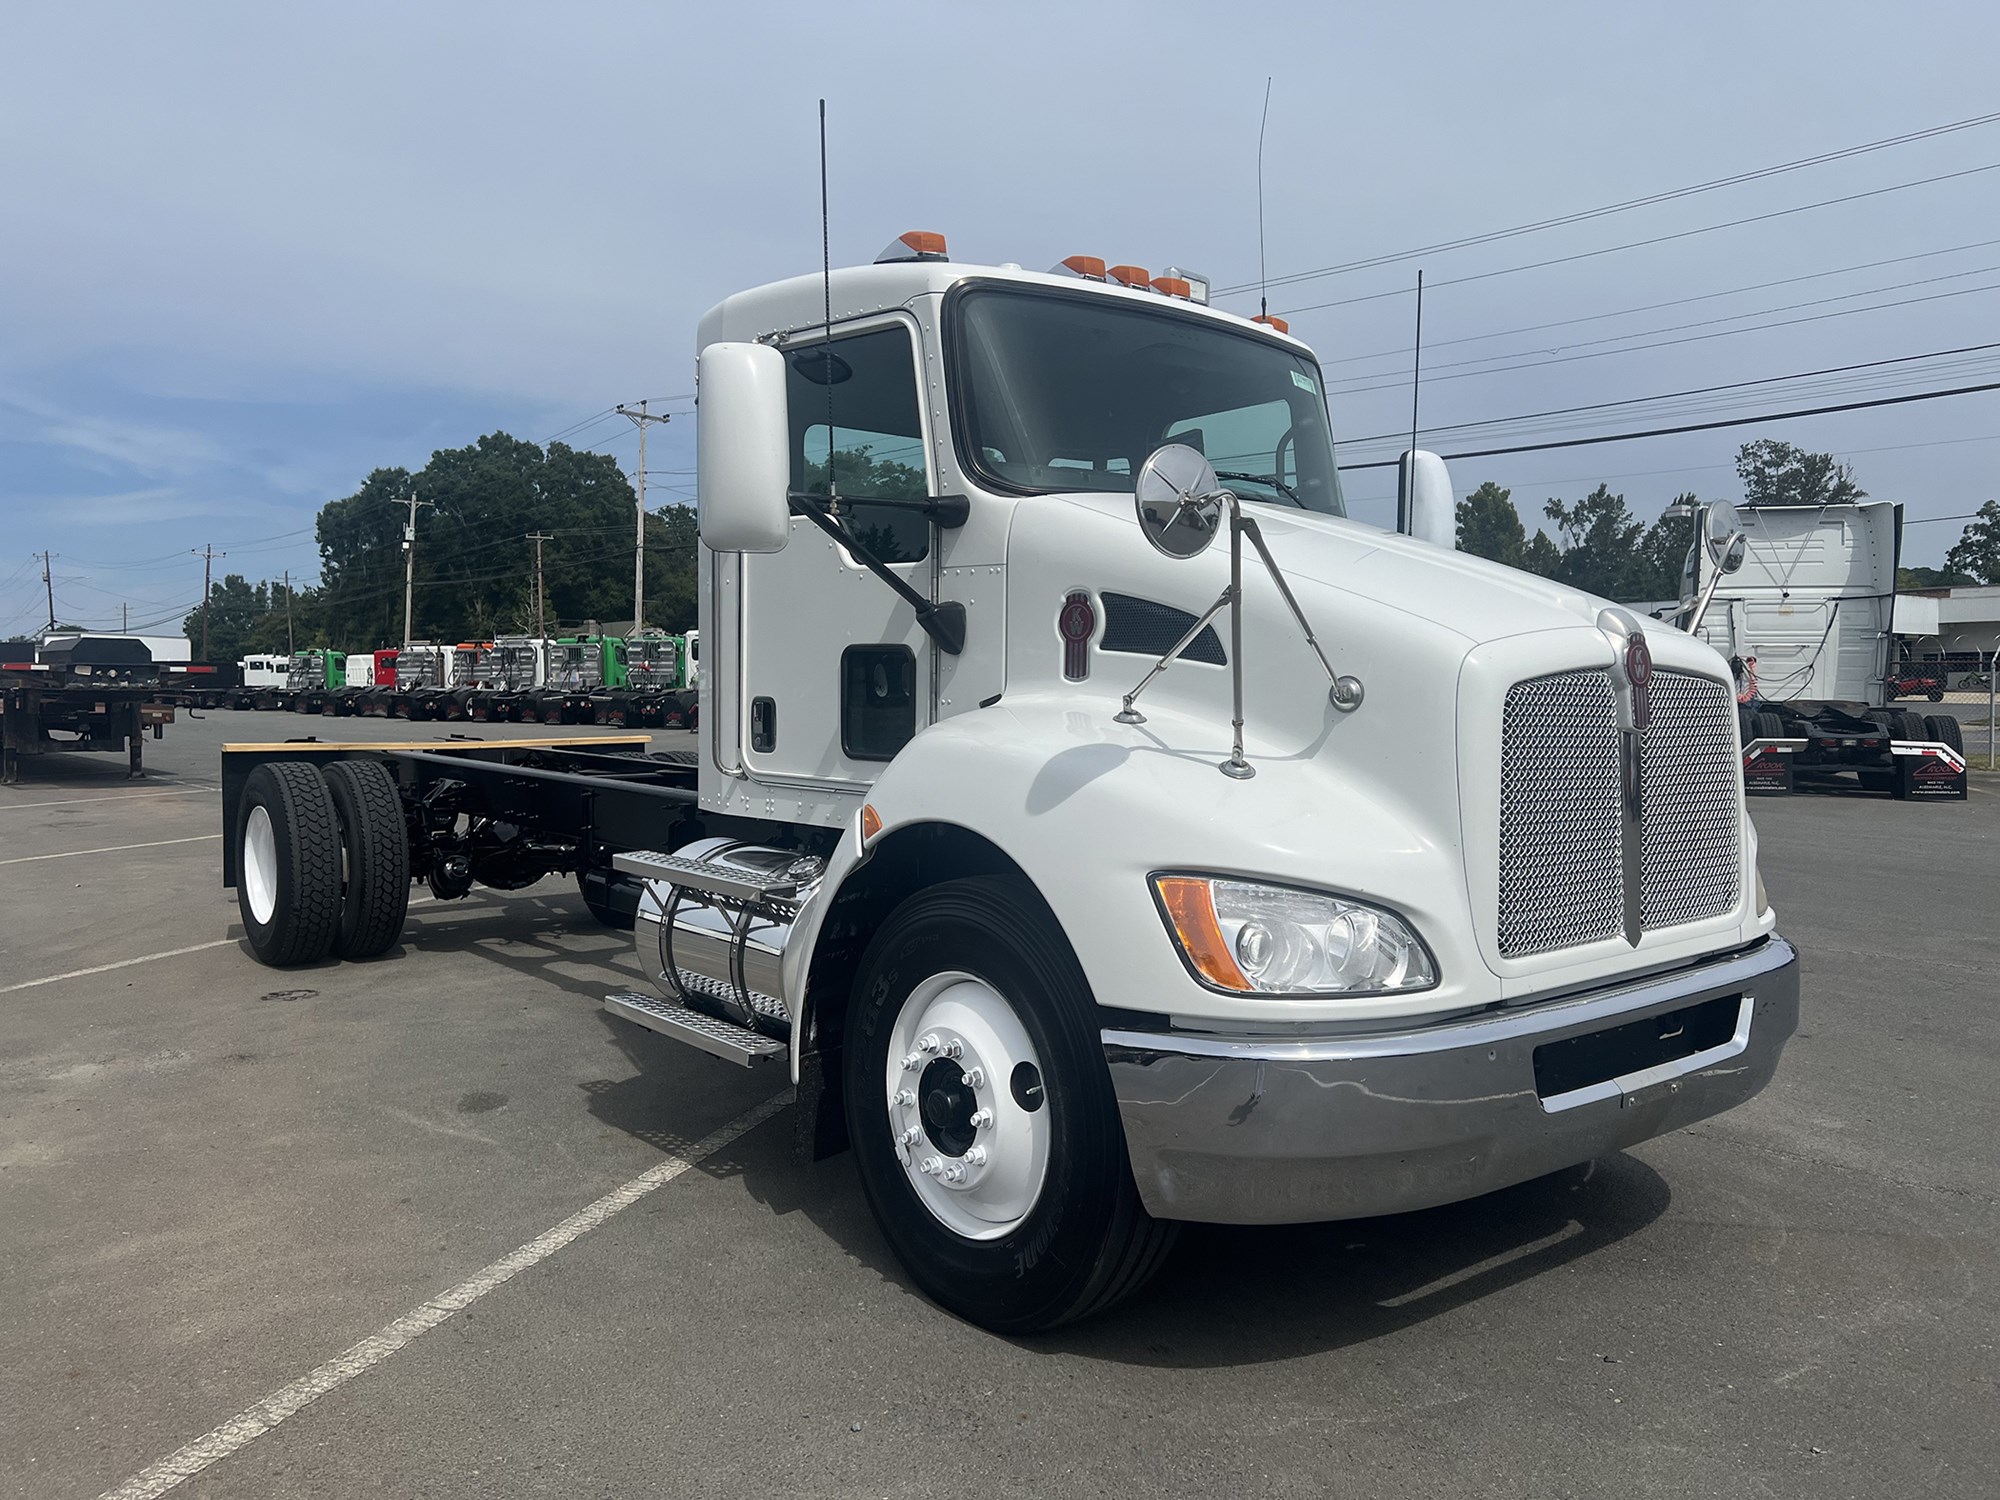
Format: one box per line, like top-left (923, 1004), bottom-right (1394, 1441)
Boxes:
top-left (1291, 370), bottom-right (1318, 394)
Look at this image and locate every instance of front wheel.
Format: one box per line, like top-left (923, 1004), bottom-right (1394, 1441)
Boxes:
top-left (844, 877), bottom-right (1175, 1332)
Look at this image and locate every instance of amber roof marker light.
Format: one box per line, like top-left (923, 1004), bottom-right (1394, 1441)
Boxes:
top-left (1053, 254), bottom-right (1108, 281)
top-left (875, 230), bottom-right (949, 264)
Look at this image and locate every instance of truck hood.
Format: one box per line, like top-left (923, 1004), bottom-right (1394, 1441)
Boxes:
top-left (1043, 490), bottom-right (1618, 645)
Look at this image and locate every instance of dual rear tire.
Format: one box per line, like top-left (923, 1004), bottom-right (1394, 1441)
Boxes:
top-left (237, 760), bottom-right (409, 967)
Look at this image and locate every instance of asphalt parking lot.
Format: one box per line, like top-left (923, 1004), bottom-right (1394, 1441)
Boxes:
top-left (2, 711), bottom-right (1995, 1499)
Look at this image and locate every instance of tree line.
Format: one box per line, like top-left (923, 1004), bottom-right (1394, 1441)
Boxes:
top-left (1455, 439), bottom-right (2000, 598)
top-left (184, 432), bottom-right (699, 662)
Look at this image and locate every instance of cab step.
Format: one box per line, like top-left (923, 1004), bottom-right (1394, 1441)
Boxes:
top-left (612, 847), bottom-right (811, 902)
top-left (603, 990), bottom-right (788, 1067)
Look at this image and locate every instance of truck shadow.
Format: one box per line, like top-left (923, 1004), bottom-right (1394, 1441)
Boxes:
top-left (377, 891), bottom-right (1676, 1366)
top-left (1031, 1153), bottom-right (1672, 1367)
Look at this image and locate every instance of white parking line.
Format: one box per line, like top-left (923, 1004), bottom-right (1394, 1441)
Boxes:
top-left (0, 941), bottom-right (238, 995)
top-left (0, 787), bottom-right (218, 811)
top-left (97, 1090), bottom-right (792, 1500)
top-left (0, 897), bottom-right (495, 994)
top-left (0, 834), bottom-right (221, 866)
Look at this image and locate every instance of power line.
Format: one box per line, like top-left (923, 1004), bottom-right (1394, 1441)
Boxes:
top-left (1275, 161), bottom-right (2000, 328)
top-left (1217, 110), bottom-right (2000, 296)
top-left (1335, 379), bottom-right (2000, 472)
top-left (1341, 341), bottom-right (2000, 447)
top-left (1318, 249), bottom-right (2000, 370)
top-left (1324, 276), bottom-right (2000, 399)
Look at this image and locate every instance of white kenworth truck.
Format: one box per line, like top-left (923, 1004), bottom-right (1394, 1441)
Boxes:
top-left (220, 233), bottom-right (1797, 1331)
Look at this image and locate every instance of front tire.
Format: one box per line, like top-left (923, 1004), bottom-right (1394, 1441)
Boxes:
top-left (237, 762), bottom-right (342, 967)
top-left (843, 876), bottom-right (1175, 1332)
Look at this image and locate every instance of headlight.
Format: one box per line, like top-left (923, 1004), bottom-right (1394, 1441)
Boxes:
top-left (1152, 875), bottom-right (1438, 995)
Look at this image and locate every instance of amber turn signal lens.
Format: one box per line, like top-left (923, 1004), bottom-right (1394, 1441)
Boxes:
top-left (860, 803), bottom-right (883, 843)
top-left (1153, 876), bottom-right (1250, 991)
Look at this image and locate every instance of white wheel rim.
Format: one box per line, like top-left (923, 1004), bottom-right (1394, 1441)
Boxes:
top-left (243, 804), bottom-right (278, 925)
top-left (884, 969), bottom-right (1050, 1241)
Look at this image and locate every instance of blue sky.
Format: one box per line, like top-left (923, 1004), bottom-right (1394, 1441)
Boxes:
top-left (3, 1), bottom-right (1997, 638)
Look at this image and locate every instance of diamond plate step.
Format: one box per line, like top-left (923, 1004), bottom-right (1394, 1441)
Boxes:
top-left (603, 991), bottom-right (788, 1067)
top-left (612, 848), bottom-right (807, 902)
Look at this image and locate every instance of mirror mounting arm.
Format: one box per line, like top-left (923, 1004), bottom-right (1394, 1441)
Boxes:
top-left (788, 494), bottom-right (966, 655)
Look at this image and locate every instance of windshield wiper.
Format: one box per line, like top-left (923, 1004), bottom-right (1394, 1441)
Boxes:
top-left (1214, 471), bottom-right (1308, 508)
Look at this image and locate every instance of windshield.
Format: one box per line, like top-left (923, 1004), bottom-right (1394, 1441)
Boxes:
top-left (948, 283), bottom-right (1344, 515)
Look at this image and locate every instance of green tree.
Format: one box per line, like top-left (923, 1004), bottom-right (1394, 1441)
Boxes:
top-left (1544, 484), bottom-right (1646, 599)
top-left (1628, 495), bottom-right (1697, 602)
top-left (1456, 481), bottom-right (1526, 566)
top-left (1735, 440), bottom-right (1865, 508)
top-left (1899, 563), bottom-right (1974, 589)
top-left (1943, 499), bottom-right (2000, 585)
top-left (314, 434), bottom-right (659, 646)
top-left (1521, 531), bottom-right (1561, 577)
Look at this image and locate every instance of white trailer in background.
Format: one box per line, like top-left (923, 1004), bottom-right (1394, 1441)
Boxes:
top-left (1683, 499), bottom-right (1965, 798)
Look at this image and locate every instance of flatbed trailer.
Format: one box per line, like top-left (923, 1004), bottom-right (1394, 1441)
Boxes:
top-left (2, 670), bottom-right (174, 783)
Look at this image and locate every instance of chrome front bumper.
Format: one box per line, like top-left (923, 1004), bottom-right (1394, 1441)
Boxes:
top-left (1103, 935), bottom-right (1799, 1225)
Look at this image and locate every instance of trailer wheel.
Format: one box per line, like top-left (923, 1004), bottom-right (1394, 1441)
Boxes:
top-left (844, 876), bottom-right (1176, 1333)
top-left (236, 762), bottom-right (342, 967)
top-left (322, 760), bottom-right (411, 959)
top-left (1753, 710), bottom-right (1786, 745)
top-left (1923, 714), bottom-right (1965, 756)
top-left (1889, 710), bottom-right (1927, 743)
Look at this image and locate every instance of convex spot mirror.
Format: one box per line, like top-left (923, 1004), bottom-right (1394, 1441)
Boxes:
top-left (1704, 502), bottom-right (1747, 574)
top-left (1135, 443), bottom-right (1224, 559)
top-left (697, 342), bottom-right (791, 554)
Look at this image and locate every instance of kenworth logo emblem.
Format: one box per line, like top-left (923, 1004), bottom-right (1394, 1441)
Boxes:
top-left (1625, 630), bottom-right (1654, 731)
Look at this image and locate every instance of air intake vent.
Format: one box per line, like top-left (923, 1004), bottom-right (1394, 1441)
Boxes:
top-left (1099, 593), bottom-right (1226, 666)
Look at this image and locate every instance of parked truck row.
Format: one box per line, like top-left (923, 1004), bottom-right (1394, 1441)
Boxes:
top-left (197, 631), bottom-right (700, 727)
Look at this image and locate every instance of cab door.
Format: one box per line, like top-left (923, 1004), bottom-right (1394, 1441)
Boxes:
top-left (735, 315), bottom-right (937, 790)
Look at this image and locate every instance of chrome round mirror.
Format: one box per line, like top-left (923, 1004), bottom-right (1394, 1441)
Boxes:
top-left (1134, 443), bottom-right (1224, 559)
top-left (1704, 502), bottom-right (1747, 574)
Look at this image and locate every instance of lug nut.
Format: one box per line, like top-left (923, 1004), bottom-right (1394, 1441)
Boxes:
top-left (942, 1163), bottom-right (967, 1184)
top-left (899, 1053), bottom-right (922, 1072)
top-left (918, 1034), bottom-right (941, 1055)
top-left (898, 1127), bottom-right (922, 1147)
top-left (941, 1039), bottom-right (964, 1059)
top-left (965, 1146), bottom-right (988, 1166)
top-left (918, 1156), bottom-right (943, 1176)
top-left (893, 1089), bottom-right (916, 1106)
top-left (961, 1068), bottom-right (985, 1088)
top-left (969, 1108), bottom-right (993, 1129)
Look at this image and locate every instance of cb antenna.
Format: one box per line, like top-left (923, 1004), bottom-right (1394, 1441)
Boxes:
top-left (1256, 77), bottom-right (1273, 321)
top-left (819, 98), bottom-right (836, 501)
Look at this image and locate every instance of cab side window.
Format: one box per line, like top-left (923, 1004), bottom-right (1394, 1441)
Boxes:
top-left (788, 324), bottom-right (930, 563)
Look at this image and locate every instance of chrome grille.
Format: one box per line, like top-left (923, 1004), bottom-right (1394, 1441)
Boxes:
top-left (1498, 671), bottom-right (1624, 957)
top-left (1498, 667), bottom-right (1740, 958)
top-left (1639, 670), bottom-right (1741, 930)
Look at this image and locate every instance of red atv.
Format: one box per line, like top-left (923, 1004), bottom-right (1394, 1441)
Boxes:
top-left (1886, 671), bottom-right (1945, 702)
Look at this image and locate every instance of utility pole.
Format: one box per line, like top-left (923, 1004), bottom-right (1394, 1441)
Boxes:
top-left (192, 544), bottom-right (223, 660)
top-left (401, 486), bottom-right (435, 651)
top-left (527, 532), bottom-right (553, 640)
top-left (39, 551), bottom-right (55, 633)
top-left (283, 570), bottom-right (294, 654)
top-left (122, 602), bottom-right (129, 633)
top-left (617, 401), bottom-right (671, 633)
